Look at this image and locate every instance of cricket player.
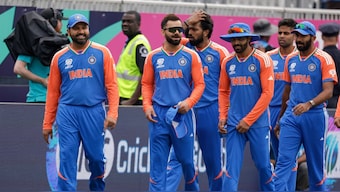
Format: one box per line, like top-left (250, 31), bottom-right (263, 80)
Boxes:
top-left (274, 21), bottom-right (337, 191)
top-left (266, 18), bottom-right (297, 191)
top-left (42, 13), bottom-right (119, 191)
top-left (142, 14), bottom-right (205, 191)
top-left (166, 10), bottom-right (228, 191)
top-left (218, 22), bottom-right (275, 191)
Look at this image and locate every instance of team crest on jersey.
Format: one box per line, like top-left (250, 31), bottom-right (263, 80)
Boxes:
top-left (88, 55), bottom-right (96, 64)
top-left (273, 60), bottom-right (279, 70)
top-left (178, 57), bottom-right (187, 66)
top-left (156, 58), bottom-right (165, 68)
top-left (289, 63), bottom-right (296, 72)
top-left (65, 59), bottom-right (73, 69)
top-left (308, 63), bottom-right (316, 72)
top-left (248, 64), bottom-right (256, 72)
top-left (229, 64), bottom-right (236, 75)
top-left (205, 55), bottom-right (214, 63)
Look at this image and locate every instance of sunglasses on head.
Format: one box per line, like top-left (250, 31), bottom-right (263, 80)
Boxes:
top-left (295, 23), bottom-right (311, 31)
top-left (164, 27), bottom-right (184, 33)
top-left (228, 26), bottom-right (249, 34)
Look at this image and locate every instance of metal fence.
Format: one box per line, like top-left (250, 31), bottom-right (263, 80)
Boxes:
top-left (1, 0), bottom-right (340, 20)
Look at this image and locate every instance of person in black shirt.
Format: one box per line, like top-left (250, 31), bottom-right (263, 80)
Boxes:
top-left (319, 22), bottom-right (340, 108)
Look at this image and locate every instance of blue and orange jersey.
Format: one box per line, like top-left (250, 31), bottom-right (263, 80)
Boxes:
top-left (182, 39), bottom-right (229, 108)
top-left (267, 47), bottom-right (294, 107)
top-left (283, 48), bottom-right (337, 110)
top-left (142, 45), bottom-right (205, 111)
top-left (219, 48), bottom-right (274, 127)
top-left (43, 41), bottom-right (119, 130)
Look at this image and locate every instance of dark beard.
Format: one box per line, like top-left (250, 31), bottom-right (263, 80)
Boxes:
top-left (233, 43), bottom-right (247, 54)
top-left (166, 35), bottom-right (181, 46)
top-left (71, 35), bottom-right (89, 46)
top-left (189, 36), bottom-right (203, 46)
top-left (297, 38), bottom-right (312, 52)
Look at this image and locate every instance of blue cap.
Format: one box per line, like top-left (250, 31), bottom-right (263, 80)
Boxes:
top-left (67, 13), bottom-right (89, 28)
top-left (220, 23), bottom-right (260, 42)
top-left (292, 21), bottom-right (316, 36)
top-left (319, 22), bottom-right (340, 37)
top-left (165, 107), bottom-right (187, 139)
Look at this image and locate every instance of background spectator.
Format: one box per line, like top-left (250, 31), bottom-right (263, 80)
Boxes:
top-left (116, 10), bottom-right (151, 105)
top-left (319, 22), bottom-right (340, 108)
top-left (253, 18), bottom-right (278, 52)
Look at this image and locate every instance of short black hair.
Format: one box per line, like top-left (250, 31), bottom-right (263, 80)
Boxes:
top-left (125, 10), bottom-right (141, 25)
top-left (278, 18), bottom-right (297, 28)
top-left (200, 14), bottom-right (214, 39)
top-left (161, 14), bottom-right (181, 29)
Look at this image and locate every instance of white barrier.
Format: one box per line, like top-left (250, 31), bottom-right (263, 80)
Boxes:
top-left (1, 0), bottom-right (340, 20)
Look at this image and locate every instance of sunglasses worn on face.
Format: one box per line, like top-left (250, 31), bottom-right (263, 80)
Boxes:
top-left (164, 27), bottom-right (184, 33)
top-left (228, 27), bottom-right (249, 34)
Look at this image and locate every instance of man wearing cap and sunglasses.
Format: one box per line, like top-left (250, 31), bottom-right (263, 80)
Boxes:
top-left (273, 21), bottom-right (337, 191)
top-left (142, 14), bottom-right (204, 191)
top-left (42, 13), bottom-right (119, 191)
top-left (218, 22), bottom-right (275, 191)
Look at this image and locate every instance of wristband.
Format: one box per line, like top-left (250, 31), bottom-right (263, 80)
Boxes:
top-left (309, 100), bottom-right (315, 106)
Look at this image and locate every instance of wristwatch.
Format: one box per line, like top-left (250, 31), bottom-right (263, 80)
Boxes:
top-left (309, 100), bottom-right (315, 106)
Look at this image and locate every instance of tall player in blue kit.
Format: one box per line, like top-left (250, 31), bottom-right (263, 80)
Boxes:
top-left (273, 21), bottom-right (337, 191)
top-left (218, 22), bottom-right (275, 191)
top-left (142, 14), bottom-right (205, 191)
top-left (42, 14), bottom-right (119, 191)
top-left (166, 10), bottom-right (229, 191)
top-left (266, 18), bottom-right (297, 190)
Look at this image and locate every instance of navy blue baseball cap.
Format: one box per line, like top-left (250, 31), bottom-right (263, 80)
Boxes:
top-left (67, 13), bottom-right (89, 28)
top-left (292, 21), bottom-right (316, 36)
top-left (220, 23), bottom-right (260, 42)
top-left (319, 22), bottom-right (340, 37)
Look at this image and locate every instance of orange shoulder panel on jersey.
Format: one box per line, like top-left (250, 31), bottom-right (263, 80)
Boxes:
top-left (210, 42), bottom-right (230, 63)
top-left (283, 51), bottom-right (299, 83)
top-left (218, 55), bottom-right (234, 120)
top-left (182, 47), bottom-right (205, 108)
top-left (254, 49), bottom-right (273, 69)
top-left (266, 47), bottom-right (279, 56)
top-left (315, 49), bottom-right (338, 84)
top-left (92, 42), bottom-right (119, 120)
top-left (142, 47), bottom-right (161, 112)
top-left (244, 50), bottom-right (274, 126)
top-left (43, 47), bottom-right (69, 130)
top-left (180, 38), bottom-right (189, 45)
